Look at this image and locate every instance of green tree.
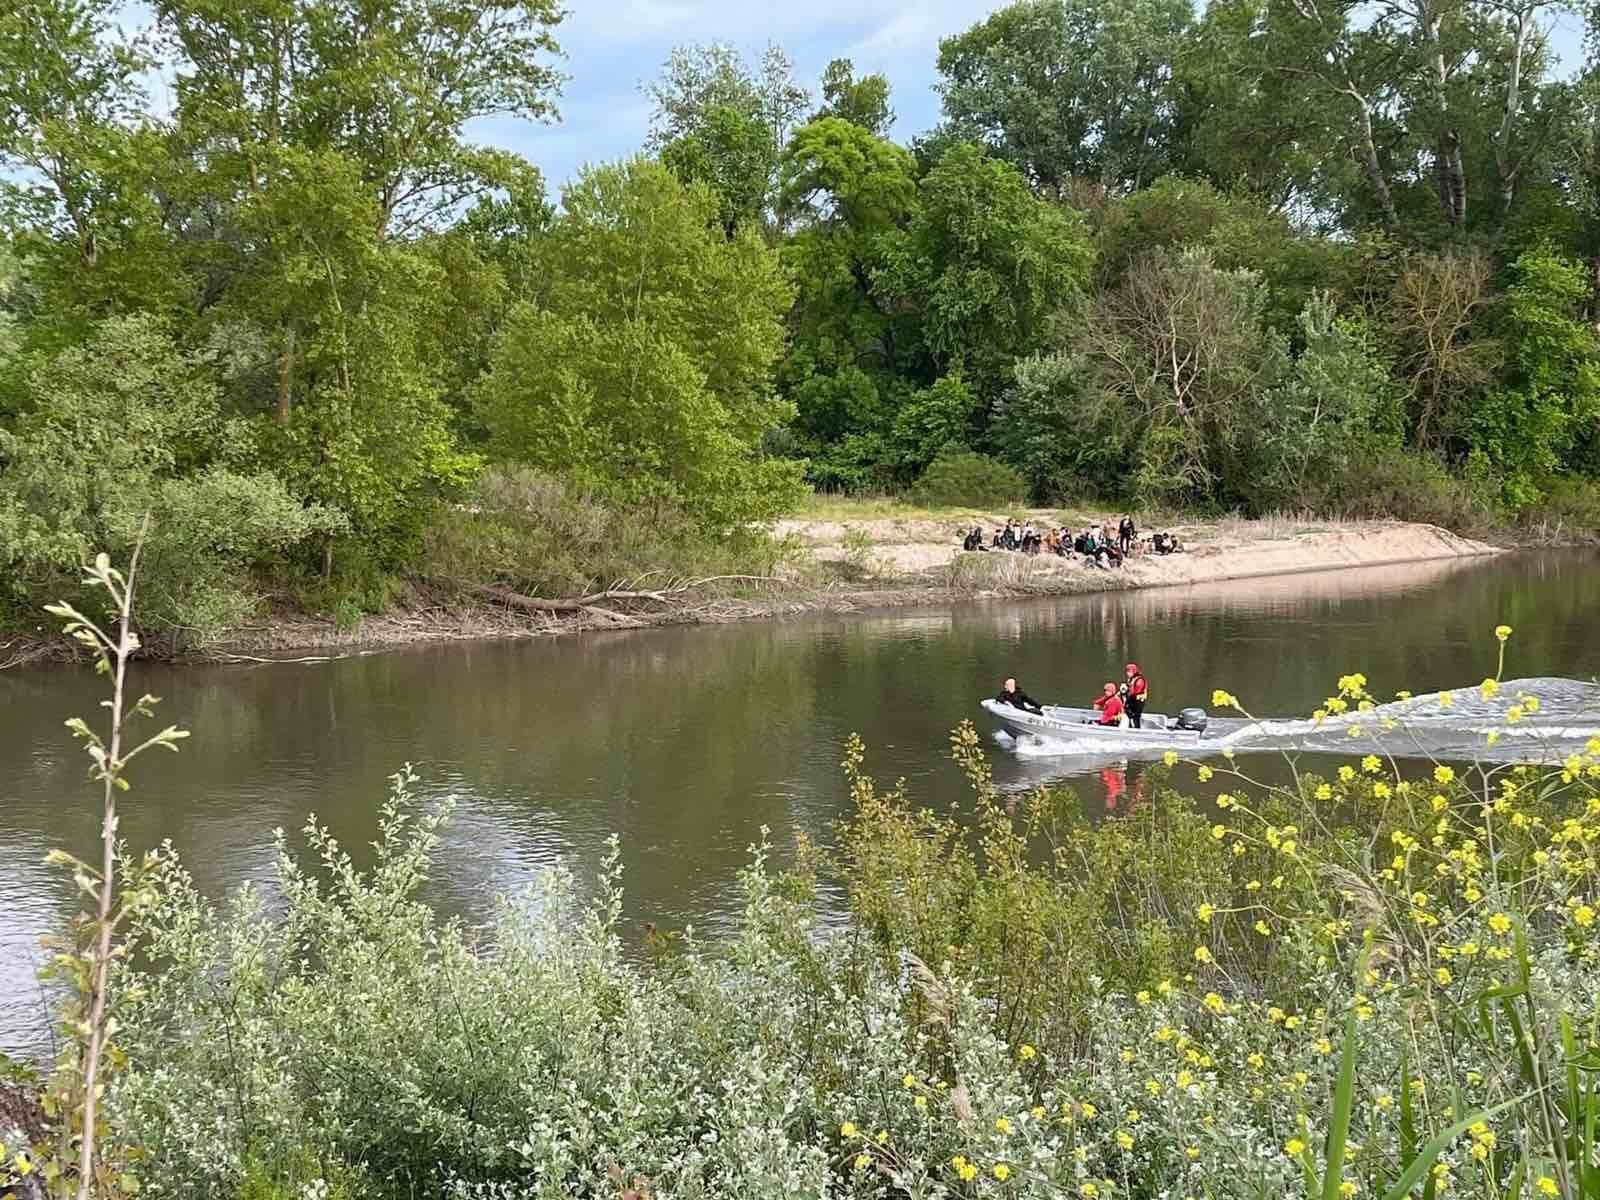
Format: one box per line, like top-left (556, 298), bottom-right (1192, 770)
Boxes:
top-left (1241, 294), bottom-right (1402, 511)
top-left (474, 159), bottom-right (803, 528)
top-left (815, 58), bottom-right (893, 136)
top-left (645, 42), bottom-right (809, 232)
top-left (0, 316), bottom-right (338, 637)
top-left (1468, 249), bottom-right (1600, 503)
top-left (934, 0), bottom-right (1193, 195)
top-left (776, 120), bottom-right (920, 489)
top-left (876, 144), bottom-right (1095, 410)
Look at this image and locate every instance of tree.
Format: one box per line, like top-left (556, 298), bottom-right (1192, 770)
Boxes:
top-left (1241, 294), bottom-right (1402, 510)
top-left (1386, 250), bottom-right (1501, 449)
top-left (934, 0), bottom-right (1194, 195)
top-left (153, 0), bottom-right (565, 237)
top-left (645, 42), bottom-right (809, 230)
top-left (473, 160), bottom-right (803, 529)
top-left (815, 58), bottom-right (893, 136)
top-left (1468, 248), bottom-right (1600, 502)
top-left (0, 316), bottom-right (338, 637)
top-left (775, 120), bottom-right (920, 488)
top-left (875, 144), bottom-right (1095, 409)
top-left (1073, 248), bottom-right (1276, 506)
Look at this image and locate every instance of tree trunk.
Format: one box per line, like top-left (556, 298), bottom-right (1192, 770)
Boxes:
top-left (1352, 94), bottom-right (1399, 229)
top-left (275, 326), bottom-right (296, 424)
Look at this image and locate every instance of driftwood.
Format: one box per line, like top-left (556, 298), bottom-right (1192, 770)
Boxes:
top-left (434, 575), bottom-right (778, 629)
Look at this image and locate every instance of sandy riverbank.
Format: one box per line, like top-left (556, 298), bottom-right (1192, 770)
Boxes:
top-left (0, 514), bottom-right (1504, 666)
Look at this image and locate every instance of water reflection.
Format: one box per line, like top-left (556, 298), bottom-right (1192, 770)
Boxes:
top-left (2, 550), bottom-right (1598, 1059)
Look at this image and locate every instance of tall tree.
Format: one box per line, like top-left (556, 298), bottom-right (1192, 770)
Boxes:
top-left (935, 0), bottom-right (1194, 195)
top-left (815, 58), bottom-right (894, 136)
top-left (474, 160), bottom-right (803, 528)
top-left (645, 42), bottom-right (809, 232)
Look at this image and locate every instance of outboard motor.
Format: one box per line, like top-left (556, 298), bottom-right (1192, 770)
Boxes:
top-left (1175, 707), bottom-right (1209, 733)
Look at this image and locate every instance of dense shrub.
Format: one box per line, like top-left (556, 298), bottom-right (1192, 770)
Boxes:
top-left (907, 447), bottom-right (1027, 508)
top-left (0, 317), bottom-right (342, 643)
top-left (422, 466), bottom-right (798, 600)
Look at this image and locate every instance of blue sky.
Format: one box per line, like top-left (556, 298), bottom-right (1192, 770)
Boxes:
top-left (464, 0), bottom-right (1010, 193)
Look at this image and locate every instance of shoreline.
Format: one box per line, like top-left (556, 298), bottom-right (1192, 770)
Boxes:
top-left (0, 517), bottom-right (1513, 668)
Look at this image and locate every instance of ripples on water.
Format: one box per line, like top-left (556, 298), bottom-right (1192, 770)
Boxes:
top-left (1007, 676), bottom-right (1600, 765)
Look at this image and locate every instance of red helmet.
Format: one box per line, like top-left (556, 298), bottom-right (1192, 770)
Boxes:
top-left (1125, 662), bottom-right (1140, 674)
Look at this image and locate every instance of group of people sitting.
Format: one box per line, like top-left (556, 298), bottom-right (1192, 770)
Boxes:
top-left (963, 516), bottom-right (1140, 568)
top-left (995, 664), bottom-right (1151, 728)
top-left (963, 517), bottom-right (1185, 566)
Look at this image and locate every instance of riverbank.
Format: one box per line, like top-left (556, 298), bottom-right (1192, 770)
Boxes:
top-left (212, 513), bottom-right (1507, 661)
top-left (0, 510), bottom-right (1504, 667)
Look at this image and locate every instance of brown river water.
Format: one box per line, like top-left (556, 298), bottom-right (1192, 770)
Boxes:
top-left (3, 549), bottom-right (1598, 1059)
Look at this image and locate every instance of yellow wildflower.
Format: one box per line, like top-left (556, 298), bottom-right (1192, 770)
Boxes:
top-left (1495, 624), bottom-right (1512, 642)
top-left (1163, 751), bottom-right (1179, 767)
top-left (854, 1153), bottom-right (871, 1170)
top-left (1575, 904), bottom-right (1596, 928)
top-left (1204, 992), bottom-right (1226, 1014)
top-left (1116, 1131), bottom-right (1134, 1151)
top-left (1480, 678), bottom-right (1499, 700)
top-left (1080, 1185), bottom-right (1099, 1198)
top-left (1537, 1178), bottom-right (1559, 1196)
top-left (1434, 764), bottom-right (1455, 784)
top-left (1197, 764), bottom-right (1213, 781)
top-left (1316, 784), bottom-right (1333, 800)
top-left (1435, 967), bottom-right (1453, 985)
top-left (903, 1073), bottom-right (917, 1088)
top-left (1255, 919), bottom-right (1271, 936)
top-left (995, 1116), bottom-right (1012, 1135)
top-left (1197, 903), bottom-right (1215, 923)
top-left (993, 1163), bottom-right (1011, 1182)
top-left (1135, 989), bottom-right (1151, 1005)
top-left (1031, 1105), bottom-right (1045, 1119)
top-left (1019, 1043), bottom-right (1036, 1061)
top-left (1285, 1138), bottom-right (1306, 1156)
top-left (1212, 689), bottom-right (1238, 708)
top-left (913, 1095), bottom-right (928, 1110)
top-left (1489, 912), bottom-right (1511, 934)
top-left (841, 1122), bottom-right (858, 1138)
top-left (1194, 945), bottom-right (1213, 963)
top-left (1211, 824), bottom-right (1226, 841)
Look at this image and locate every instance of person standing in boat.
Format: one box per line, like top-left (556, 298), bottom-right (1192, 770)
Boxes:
top-left (1123, 663), bottom-right (1149, 729)
top-left (996, 677), bottom-right (1044, 714)
top-left (1090, 682), bottom-right (1125, 726)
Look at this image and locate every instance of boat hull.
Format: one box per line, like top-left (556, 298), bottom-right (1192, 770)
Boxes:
top-left (980, 698), bottom-right (1217, 748)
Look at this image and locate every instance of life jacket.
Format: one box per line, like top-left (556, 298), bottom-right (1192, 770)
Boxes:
top-left (1127, 673), bottom-right (1148, 700)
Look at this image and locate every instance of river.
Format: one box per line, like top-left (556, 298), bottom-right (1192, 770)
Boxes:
top-left (3, 550), bottom-right (1599, 1058)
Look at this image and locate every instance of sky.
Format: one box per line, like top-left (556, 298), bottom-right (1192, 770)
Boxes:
top-left (463, 1), bottom-right (1009, 192)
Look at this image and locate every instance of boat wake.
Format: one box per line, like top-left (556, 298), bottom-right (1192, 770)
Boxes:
top-left (999, 676), bottom-right (1600, 766)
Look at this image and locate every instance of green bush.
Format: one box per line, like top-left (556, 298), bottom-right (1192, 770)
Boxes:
top-left (0, 316), bottom-right (342, 644)
top-left (907, 446), bottom-right (1027, 508)
top-left (422, 466), bottom-right (798, 600)
top-left (1323, 447), bottom-right (1494, 529)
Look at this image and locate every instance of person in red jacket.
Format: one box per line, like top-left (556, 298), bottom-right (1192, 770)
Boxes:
top-left (1091, 682), bottom-right (1125, 725)
top-left (1123, 663), bottom-right (1149, 728)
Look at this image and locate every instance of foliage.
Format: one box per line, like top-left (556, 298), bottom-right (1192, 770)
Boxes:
top-left (934, 0), bottom-right (1194, 193)
top-left (907, 447), bottom-right (1028, 508)
top-left (0, 317), bottom-right (340, 641)
top-left (1469, 249), bottom-right (1600, 506)
top-left (422, 467), bottom-right (798, 601)
top-left (88, 629), bottom-right (1600, 1200)
top-left (1239, 296), bottom-right (1404, 512)
top-left (42, 549), bottom-right (189, 1200)
top-left (472, 159), bottom-right (805, 530)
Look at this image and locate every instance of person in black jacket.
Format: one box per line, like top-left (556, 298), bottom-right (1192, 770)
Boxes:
top-left (995, 677), bottom-right (1044, 713)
